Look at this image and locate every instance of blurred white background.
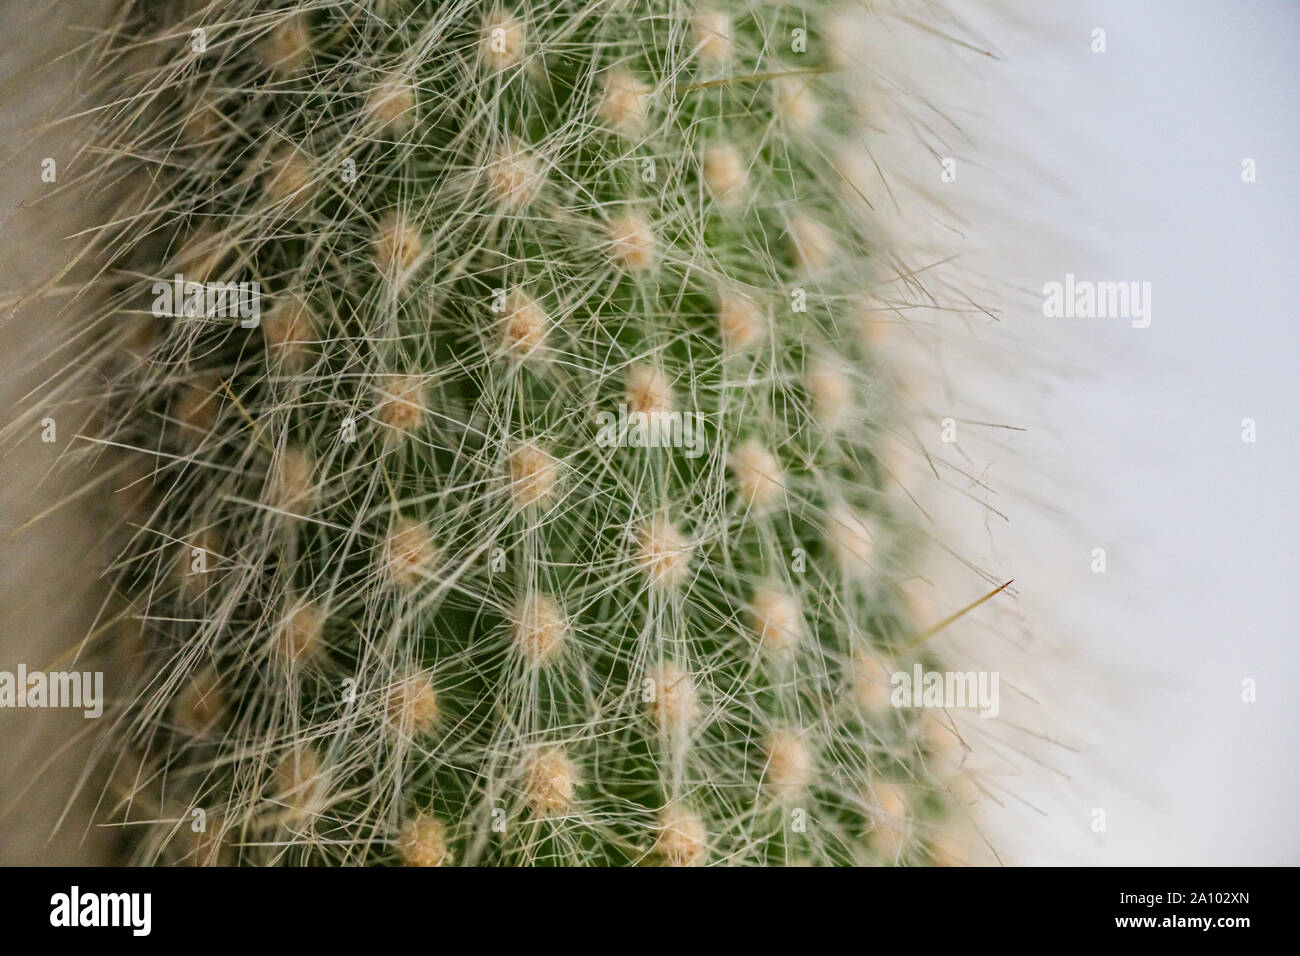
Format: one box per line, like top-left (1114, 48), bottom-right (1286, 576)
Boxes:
top-left (958, 0), bottom-right (1300, 864)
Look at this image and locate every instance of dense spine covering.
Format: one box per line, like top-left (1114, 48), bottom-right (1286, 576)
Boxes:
top-left (78, 0), bottom-right (983, 865)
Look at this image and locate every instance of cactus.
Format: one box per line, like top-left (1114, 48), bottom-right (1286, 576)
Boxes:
top-left (67, 0), bottom-right (989, 866)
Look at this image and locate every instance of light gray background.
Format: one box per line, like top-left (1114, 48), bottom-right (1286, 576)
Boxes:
top-left (961, 0), bottom-right (1299, 864)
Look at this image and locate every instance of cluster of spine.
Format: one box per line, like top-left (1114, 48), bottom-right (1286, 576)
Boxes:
top-left (80, 0), bottom-right (979, 865)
